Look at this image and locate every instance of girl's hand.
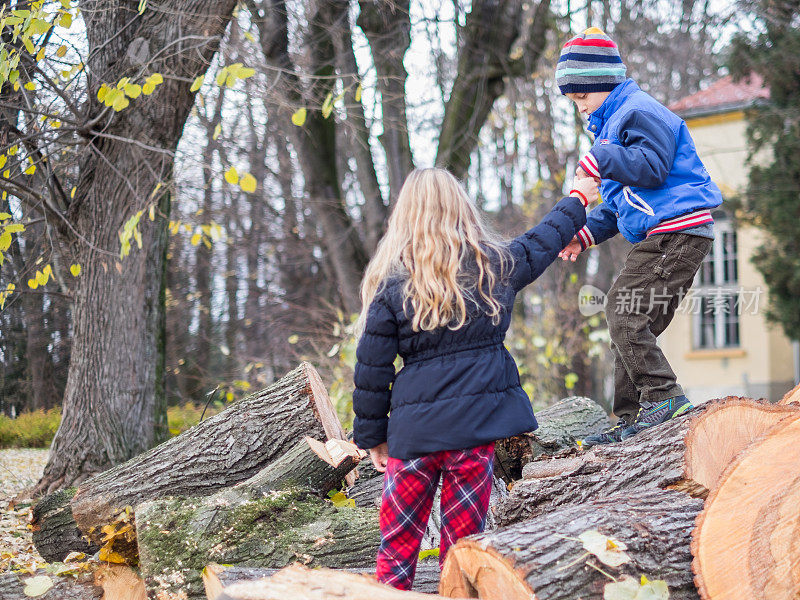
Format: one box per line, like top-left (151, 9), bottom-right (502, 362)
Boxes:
top-left (559, 235), bottom-right (583, 262)
top-left (369, 442), bottom-right (389, 473)
top-left (569, 175), bottom-right (600, 207)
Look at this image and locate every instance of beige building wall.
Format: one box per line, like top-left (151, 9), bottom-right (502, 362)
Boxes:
top-left (659, 111), bottom-right (797, 403)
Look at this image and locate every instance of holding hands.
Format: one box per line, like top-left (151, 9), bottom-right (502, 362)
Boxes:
top-left (560, 170), bottom-right (600, 261)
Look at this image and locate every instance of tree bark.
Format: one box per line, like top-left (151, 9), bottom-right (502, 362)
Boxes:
top-left (32, 363), bottom-right (345, 562)
top-left (494, 396), bottom-right (609, 482)
top-left (203, 563), bottom-right (448, 600)
top-left (441, 488), bottom-right (704, 600)
top-left (692, 412), bottom-right (800, 600)
top-left (36, 0), bottom-right (239, 494)
top-left (435, 0), bottom-right (551, 179)
top-left (494, 397), bottom-right (796, 526)
top-left (247, 0), bottom-right (368, 312)
top-left (357, 0), bottom-right (415, 202)
top-left (136, 489), bottom-right (381, 599)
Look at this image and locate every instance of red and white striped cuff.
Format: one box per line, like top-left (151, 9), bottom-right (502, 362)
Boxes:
top-left (576, 225), bottom-right (596, 250)
top-left (578, 152), bottom-right (601, 179)
top-left (647, 209), bottom-right (714, 236)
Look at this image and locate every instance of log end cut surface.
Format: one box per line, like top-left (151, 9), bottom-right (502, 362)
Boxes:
top-left (692, 412), bottom-right (800, 600)
top-left (682, 398), bottom-right (798, 495)
top-left (439, 542), bottom-right (533, 600)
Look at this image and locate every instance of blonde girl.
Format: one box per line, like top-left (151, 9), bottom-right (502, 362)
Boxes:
top-left (353, 167), bottom-right (597, 590)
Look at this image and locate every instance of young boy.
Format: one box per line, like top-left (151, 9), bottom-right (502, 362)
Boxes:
top-left (555, 28), bottom-right (723, 445)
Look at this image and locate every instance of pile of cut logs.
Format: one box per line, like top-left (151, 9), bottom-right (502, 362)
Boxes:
top-left (1, 365), bottom-right (798, 600)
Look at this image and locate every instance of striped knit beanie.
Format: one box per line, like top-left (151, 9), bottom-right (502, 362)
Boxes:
top-left (555, 27), bottom-right (627, 94)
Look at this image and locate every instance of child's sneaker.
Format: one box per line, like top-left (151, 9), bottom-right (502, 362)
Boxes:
top-left (580, 418), bottom-right (628, 447)
top-left (620, 395), bottom-right (693, 440)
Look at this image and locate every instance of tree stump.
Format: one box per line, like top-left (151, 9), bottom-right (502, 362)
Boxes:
top-left (494, 398), bottom-right (797, 526)
top-left (32, 363), bottom-right (345, 562)
top-left (692, 412), bottom-right (800, 599)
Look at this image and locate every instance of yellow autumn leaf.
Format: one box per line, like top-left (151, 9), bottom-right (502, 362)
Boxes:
top-left (70, 264), bottom-right (81, 277)
top-left (148, 205), bottom-right (155, 221)
top-left (112, 95), bottom-right (129, 112)
top-left (27, 279), bottom-right (38, 290)
top-left (0, 212), bottom-right (10, 220)
top-left (147, 73), bottom-right (163, 85)
top-left (291, 107), bottom-right (307, 126)
top-left (36, 47), bottom-right (45, 61)
top-left (225, 391), bottom-right (234, 402)
top-left (142, 82), bottom-right (155, 95)
top-left (98, 547), bottom-right (127, 564)
top-left (0, 155), bottom-right (6, 168)
top-left (355, 83), bottom-right (362, 102)
top-left (123, 83), bottom-right (142, 98)
top-left (56, 45), bottom-right (67, 57)
top-left (0, 232), bottom-right (11, 252)
top-left (224, 166), bottom-right (239, 185)
top-left (190, 75), bottom-right (204, 92)
top-left (5, 223), bottom-right (25, 234)
top-left (190, 233), bottom-right (202, 246)
top-left (239, 173), bottom-right (257, 193)
top-left (213, 123), bottom-right (222, 140)
top-left (70, 186), bottom-right (76, 198)
top-left (287, 334), bottom-right (299, 344)
top-left (22, 574), bottom-right (53, 597)
top-left (321, 92), bottom-right (333, 119)
top-left (24, 163), bottom-right (36, 175)
top-left (59, 12), bottom-right (72, 28)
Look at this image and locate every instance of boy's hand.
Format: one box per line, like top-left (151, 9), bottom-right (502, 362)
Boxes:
top-left (559, 235), bottom-right (582, 262)
top-left (569, 176), bottom-right (599, 207)
top-left (369, 442), bottom-right (389, 473)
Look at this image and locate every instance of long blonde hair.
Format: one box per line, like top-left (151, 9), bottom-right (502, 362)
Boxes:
top-left (356, 168), bottom-right (512, 336)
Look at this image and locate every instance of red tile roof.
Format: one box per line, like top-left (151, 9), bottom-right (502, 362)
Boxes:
top-left (669, 74), bottom-right (770, 115)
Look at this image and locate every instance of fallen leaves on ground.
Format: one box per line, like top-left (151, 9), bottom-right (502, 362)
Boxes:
top-left (0, 449), bottom-right (49, 574)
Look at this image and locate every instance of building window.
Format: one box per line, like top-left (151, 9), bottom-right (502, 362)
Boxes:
top-left (693, 216), bottom-right (740, 349)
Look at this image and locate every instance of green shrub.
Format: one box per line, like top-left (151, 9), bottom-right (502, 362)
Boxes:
top-left (0, 404), bottom-right (224, 448)
top-left (166, 403), bottom-right (222, 436)
top-left (0, 408), bottom-right (61, 448)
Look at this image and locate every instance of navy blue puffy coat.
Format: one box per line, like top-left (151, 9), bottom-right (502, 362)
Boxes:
top-left (352, 196), bottom-right (587, 459)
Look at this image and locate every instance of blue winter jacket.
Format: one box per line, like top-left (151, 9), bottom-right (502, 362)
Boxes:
top-left (581, 79), bottom-right (723, 246)
top-left (352, 196), bottom-right (587, 460)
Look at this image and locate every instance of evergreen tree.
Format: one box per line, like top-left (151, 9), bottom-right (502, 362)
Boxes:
top-left (728, 0), bottom-right (800, 340)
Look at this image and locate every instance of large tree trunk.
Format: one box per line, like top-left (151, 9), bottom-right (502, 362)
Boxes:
top-left (441, 489), bottom-right (703, 600)
top-left (32, 363), bottom-right (345, 562)
top-left (435, 0), bottom-right (551, 179)
top-left (494, 398), bottom-right (798, 526)
top-left (356, 0), bottom-right (415, 202)
top-left (36, 0), bottom-right (239, 494)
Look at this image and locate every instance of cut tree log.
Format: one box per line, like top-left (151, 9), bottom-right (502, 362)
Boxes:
top-left (0, 565), bottom-right (145, 600)
top-left (136, 488), bottom-right (381, 599)
top-left (778, 381), bottom-right (800, 406)
top-left (201, 562), bottom-right (442, 596)
top-left (494, 396), bottom-right (607, 482)
top-left (32, 362), bottom-right (347, 563)
top-left (692, 412), bottom-right (800, 600)
top-left (440, 488), bottom-right (704, 600)
top-left (495, 397), bottom-right (797, 526)
top-left (229, 437), bottom-right (363, 498)
top-left (202, 563), bottom-right (460, 600)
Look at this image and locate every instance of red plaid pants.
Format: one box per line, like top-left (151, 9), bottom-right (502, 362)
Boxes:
top-left (375, 442), bottom-right (495, 590)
